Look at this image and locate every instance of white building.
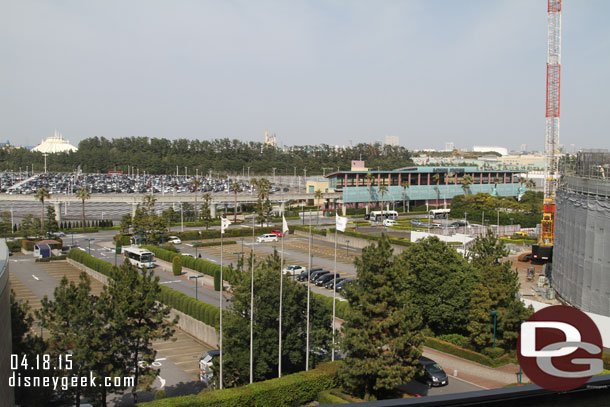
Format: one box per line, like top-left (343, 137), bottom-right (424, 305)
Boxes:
top-left (32, 130), bottom-right (78, 153)
top-left (385, 135), bottom-right (399, 146)
top-left (472, 145), bottom-right (508, 156)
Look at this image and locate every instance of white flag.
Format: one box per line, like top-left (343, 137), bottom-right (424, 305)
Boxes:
top-left (336, 214), bottom-right (348, 232)
top-left (282, 215), bottom-right (289, 234)
top-left (221, 217), bottom-right (232, 234)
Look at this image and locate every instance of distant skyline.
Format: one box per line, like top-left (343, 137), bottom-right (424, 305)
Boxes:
top-left (2, 1), bottom-right (610, 151)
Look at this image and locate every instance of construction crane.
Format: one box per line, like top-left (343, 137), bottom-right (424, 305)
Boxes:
top-left (533, 0), bottom-right (561, 263)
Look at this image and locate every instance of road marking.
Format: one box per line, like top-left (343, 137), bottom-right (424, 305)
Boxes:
top-left (159, 280), bottom-right (182, 284)
top-left (155, 358), bottom-right (167, 361)
top-left (205, 258), bottom-right (217, 263)
top-left (158, 376), bottom-right (166, 389)
top-left (32, 275), bottom-right (39, 281)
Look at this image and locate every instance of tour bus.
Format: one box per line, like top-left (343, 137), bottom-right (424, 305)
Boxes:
top-left (365, 210), bottom-right (399, 222)
top-left (429, 209), bottom-right (451, 220)
top-left (121, 246), bottom-right (155, 268)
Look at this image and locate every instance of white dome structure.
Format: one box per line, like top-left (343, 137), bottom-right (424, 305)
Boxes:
top-left (32, 130), bottom-right (78, 153)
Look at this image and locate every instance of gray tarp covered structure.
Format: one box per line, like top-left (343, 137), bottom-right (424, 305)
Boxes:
top-left (554, 188), bottom-right (610, 317)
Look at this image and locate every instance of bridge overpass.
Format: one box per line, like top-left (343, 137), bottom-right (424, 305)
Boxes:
top-left (0, 191), bottom-right (343, 220)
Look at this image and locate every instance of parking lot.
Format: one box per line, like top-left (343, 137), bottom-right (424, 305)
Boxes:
top-left (9, 258), bottom-right (212, 383)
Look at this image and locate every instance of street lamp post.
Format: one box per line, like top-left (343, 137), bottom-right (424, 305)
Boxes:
top-left (233, 251), bottom-right (245, 271)
top-left (85, 238), bottom-right (95, 254)
top-left (345, 240), bottom-right (350, 256)
top-left (189, 275), bottom-right (204, 301)
top-left (490, 310), bottom-right (498, 349)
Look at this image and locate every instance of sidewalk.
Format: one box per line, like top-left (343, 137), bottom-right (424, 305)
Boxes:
top-left (423, 347), bottom-right (527, 389)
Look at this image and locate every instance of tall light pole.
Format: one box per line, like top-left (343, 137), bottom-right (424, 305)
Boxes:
top-left (189, 275), bottom-right (204, 301)
top-left (249, 212), bottom-right (255, 384)
top-left (306, 209), bottom-right (312, 371)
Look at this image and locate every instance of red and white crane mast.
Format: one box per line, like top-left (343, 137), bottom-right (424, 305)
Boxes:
top-left (535, 0), bottom-right (562, 260)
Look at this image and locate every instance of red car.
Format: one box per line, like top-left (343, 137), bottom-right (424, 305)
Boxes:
top-left (270, 229), bottom-right (284, 237)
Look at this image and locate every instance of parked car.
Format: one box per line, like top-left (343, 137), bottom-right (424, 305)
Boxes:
top-left (410, 219), bottom-right (425, 226)
top-left (199, 349), bottom-right (220, 383)
top-left (383, 219), bottom-right (398, 227)
top-left (256, 234), bottom-right (279, 243)
top-left (168, 236), bottom-right (182, 244)
top-left (309, 270), bottom-right (330, 282)
top-left (416, 357), bottom-right (448, 387)
top-left (336, 278), bottom-right (354, 292)
top-left (315, 273), bottom-right (340, 286)
top-left (325, 277), bottom-right (346, 290)
top-left (297, 268), bottom-right (322, 282)
top-left (283, 265), bottom-right (305, 276)
top-left (270, 229), bottom-right (285, 237)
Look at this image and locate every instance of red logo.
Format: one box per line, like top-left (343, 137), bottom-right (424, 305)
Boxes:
top-left (517, 305), bottom-right (603, 391)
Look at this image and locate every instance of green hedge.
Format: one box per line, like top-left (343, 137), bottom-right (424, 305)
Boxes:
top-left (603, 352), bottom-right (610, 370)
top-left (35, 255), bottom-right (67, 262)
top-left (21, 240), bottom-right (36, 251)
top-left (436, 334), bottom-right (469, 348)
top-left (67, 249), bottom-right (220, 329)
top-left (328, 228), bottom-right (412, 248)
top-left (177, 227), bottom-right (276, 242)
top-left (424, 337), bottom-right (511, 368)
top-left (140, 361), bottom-right (341, 407)
top-left (6, 240), bottom-right (22, 252)
top-left (143, 246), bottom-right (239, 286)
top-left (193, 240), bottom-right (237, 248)
top-left (317, 390), bottom-right (348, 405)
top-left (289, 225), bottom-right (327, 236)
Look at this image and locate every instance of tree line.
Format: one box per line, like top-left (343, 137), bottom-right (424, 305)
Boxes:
top-left (1, 137), bottom-right (414, 175)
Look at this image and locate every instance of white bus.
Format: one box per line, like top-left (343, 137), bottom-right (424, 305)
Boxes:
top-left (121, 246), bottom-right (155, 268)
top-left (365, 210), bottom-right (399, 222)
top-left (429, 209), bottom-right (451, 219)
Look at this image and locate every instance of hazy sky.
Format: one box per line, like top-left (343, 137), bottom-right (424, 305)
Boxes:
top-left (2, 0), bottom-right (609, 151)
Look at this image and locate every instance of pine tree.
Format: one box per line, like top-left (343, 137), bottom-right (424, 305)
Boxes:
top-left (36, 274), bottom-right (107, 405)
top-left (396, 236), bottom-right (476, 335)
top-left (220, 253), bottom-right (331, 386)
top-left (104, 260), bottom-right (177, 404)
top-left (339, 235), bottom-right (424, 401)
top-left (467, 234), bottom-right (533, 352)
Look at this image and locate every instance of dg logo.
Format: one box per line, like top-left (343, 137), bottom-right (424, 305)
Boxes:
top-left (518, 305), bottom-right (603, 391)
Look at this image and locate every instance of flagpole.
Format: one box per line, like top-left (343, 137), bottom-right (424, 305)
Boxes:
top-left (219, 221), bottom-right (224, 389)
top-left (250, 212), bottom-right (255, 384)
top-left (332, 220), bottom-right (337, 361)
top-left (306, 208), bottom-right (311, 371)
top-left (278, 215), bottom-right (284, 377)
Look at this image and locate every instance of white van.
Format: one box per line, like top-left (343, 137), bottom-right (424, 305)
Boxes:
top-left (256, 234), bottom-right (279, 243)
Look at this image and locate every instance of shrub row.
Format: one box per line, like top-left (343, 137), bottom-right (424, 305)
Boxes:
top-left (317, 389), bottom-right (348, 405)
top-left (67, 249), bottom-right (220, 328)
top-left (140, 361), bottom-right (341, 407)
top-left (177, 227), bottom-right (276, 242)
top-left (289, 225), bottom-right (327, 236)
top-left (328, 228), bottom-right (412, 247)
top-left (113, 234), bottom-right (131, 247)
top-left (143, 246), bottom-right (239, 286)
top-left (6, 240), bottom-right (22, 253)
top-left (424, 337), bottom-right (511, 368)
top-left (193, 240), bottom-right (237, 248)
top-left (21, 240), bottom-right (36, 251)
top-left (35, 255), bottom-right (67, 262)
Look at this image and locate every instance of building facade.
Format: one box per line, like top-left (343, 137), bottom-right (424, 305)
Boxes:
top-left (325, 166), bottom-right (527, 207)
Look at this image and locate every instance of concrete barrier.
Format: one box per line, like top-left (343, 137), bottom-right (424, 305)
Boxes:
top-left (66, 258), bottom-right (219, 346)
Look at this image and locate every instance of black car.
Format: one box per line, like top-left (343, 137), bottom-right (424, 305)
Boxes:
top-left (310, 270), bottom-right (330, 282)
top-left (417, 356), bottom-right (448, 387)
top-left (297, 268), bottom-right (322, 282)
top-left (335, 278), bottom-right (353, 292)
top-left (315, 273), bottom-right (340, 286)
top-left (325, 277), bottom-right (346, 289)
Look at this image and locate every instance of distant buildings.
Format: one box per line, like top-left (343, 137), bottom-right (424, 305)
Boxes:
top-left (264, 129), bottom-right (277, 147)
top-left (444, 142), bottom-right (455, 152)
top-left (31, 130), bottom-right (78, 153)
top-left (472, 145), bottom-right (508, 156)
top-left (384, 135), bottom-right (399, 146)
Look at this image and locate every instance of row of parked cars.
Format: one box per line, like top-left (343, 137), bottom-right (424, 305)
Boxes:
top-left (282, 265), bottom-right (355, 292)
